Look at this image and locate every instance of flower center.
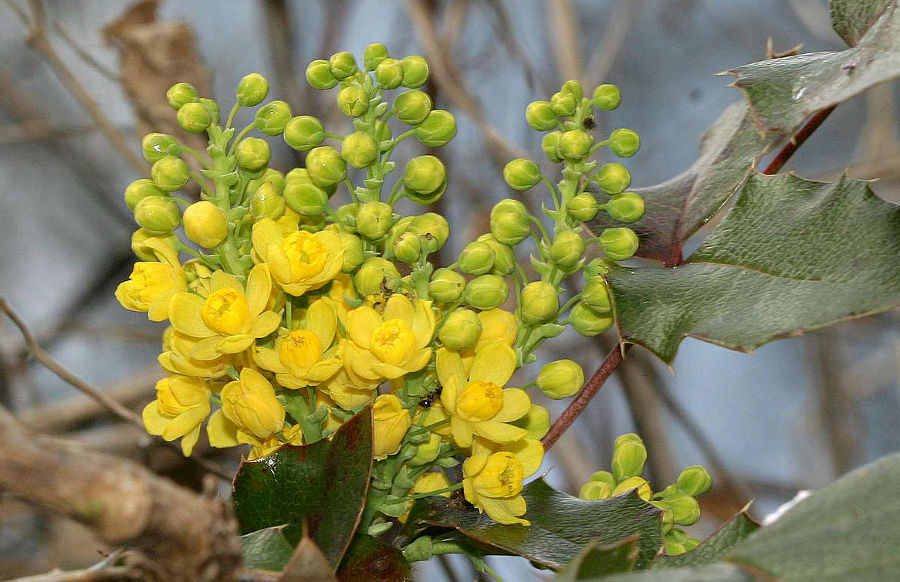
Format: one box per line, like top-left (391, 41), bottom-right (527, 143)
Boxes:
top-left (370, 318), bottom-right (417, 365)
top-left (202, 288), bottom-right (251, 335)
top-left (475, 452), bottom-right (524, 498)
top-left (456, 380), bottom-right (504, 422)
top-left (282, 231), bottom-right (327, 281)
top-left (279, 330), bottom-right (323, 373)
top-left (156, 377), bottom-right (207, 416)
top-left (129, 262), bottom-right (175, 305)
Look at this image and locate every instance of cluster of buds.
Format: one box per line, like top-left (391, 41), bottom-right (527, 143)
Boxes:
top-left (579, 434), bottom-right (712, 555)
top-left (116, 48), bottom-right (645, 531)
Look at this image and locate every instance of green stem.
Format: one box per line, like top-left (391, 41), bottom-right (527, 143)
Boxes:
top-left (225, 103), bottom-right (240, 130)
top-left (228, 123), bottom-right (256, 155)
top-left (540, 175), bottom-right (562, 209)
top-left (588, 139), bottom-right (610, 155)
top-left (387, 179), bottom-right (406, 205)
top-left (399, 482), bottom-right (463, 502)
top-left (180, 146), bottom-right (211, 168)
top-left (189, 172), bottom-right (214, 198)
top-left (381, 128), bottom-right (416, 162)
top-left (527, 215), bottom-right (551, 245)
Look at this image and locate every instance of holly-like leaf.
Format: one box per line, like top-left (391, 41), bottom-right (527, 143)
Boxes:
top-left (558, 535), bottom-right (640, 580)
top-left (336, 535), bottom-right (412, 582)
top-left (407, 478), bottom-right (662, 570)
top-left (608, 173), bottom-right (900, 362)
top-left (652, 511), bottom-right (758, 569)
top-left (232, 407), bottom-right (373, 569)
top-left (831, 0), bottom-right (895, 47)
top-left (240, 527), bottom-right (294, 572)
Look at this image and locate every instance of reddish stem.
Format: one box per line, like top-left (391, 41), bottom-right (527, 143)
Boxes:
top-left (762, 105), bottom-right (837, 175)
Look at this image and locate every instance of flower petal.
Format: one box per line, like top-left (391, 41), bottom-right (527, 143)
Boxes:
top-left (218, 334), bottom-right (255, 354)
top-left (307, 299), bottom-right (337, 348)
top-left (253, 345), bottom-right (287, 373)
top-left (347, 306), bottom-right (381, 348)
top-left (470, 343), bottom-right (516, 386)
top-left (436, 348), bottom-right (465, 398)
top-left (473, 420), bottom-right (528, 444)
top-left (383, 294), bottom-right (414, 326)
top-left (207, 409), bottom-right (240, 447)
top-left (142, 401), bottom-right (168, 435)
top-left (509, 438), bottom-right (544, 477)
top-left (180, 423), bottom-right (203, 456)
top-left (411, 300), bottom-right (436, 348)
top-left (162, 404), bottom-right (209, 441)
top-left (191, 336), bottom-right (225, 361)
top-left (250, 310), bottom-right (281, 338)
top-left (251, 218), bottom-right (281, 262)
top-left (211, 270), bottom-right (242, 293)
top-left (451, 417), bottom-right (474, 448)
top-left (492, 388), bottom-right (531, 423)
top-left (478, 496), bottom-right (529, 525)
top-left (168, 293), bottom-right (214, 338)
top-left (245, 264), bottom-right (272, 316)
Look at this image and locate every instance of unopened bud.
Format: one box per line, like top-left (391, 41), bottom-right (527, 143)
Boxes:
top-left (306, 59), bottom-right (338, 89)
top-left (542, 131), bottom-right (564, 163)
top-left (363, 43), bottom-right (389, 71)
top-left (605, 192), bottom-right (645, 223)
top-left (255, 101), bottom-right (293, 136)
top-left (612, 436), bottom-right (647, 480)
top-left (609, 128), bottom-right (640, 158)
top-left (581, 278), bottom-right (612, 313)
top-left (125, 179), bottom-right (165, 210)
top-left (183, 200), bottom-right (228, 247)
top-left (549, 230), bottom-right (585, 268)
top-left (338, 231), bottom-right (365, 272)
top-left (536, 359), bottom-right (584, 399)
top-left (503, 159), bottom-right (541, 191)
top-left (250, 182), bottom-right (285, 221)
top-left (569, 302), bottom-right (614, 336)
top-left (176, 102), bottom-right (212, 133)
top-left (337, 85), bottom-right (369, 118)
top-left (142, 133), bottom-right (180, 162)
top-left (666, 493), bottom-right (701, 526)
top-left (439, 308), bottom-right (482, 351)
top-left (403, 155), bottom-right (446, 196)
top-left (356, 201), bottom-right (394, 240)
top-left (567, 193), bottom-right (599, 221)
top-left (393, 232), bottom-right (422, 264)
top-left (521, 281), bottom-right (559, 325)
top-left (592, 84), bottom-right (621, 110)
top-left (400, 56), bottom-right (429, 88)
top-left (458, 241), bottom-right (495, 275)
top-left (415, 110), bottom-right (456, 147)
top-left (131, 229), bottom-right (178, 262)
top-left (341, 131), bottom-right (379, 168)
top-left (596, 162), bottom-right (631, 194)
top-left (134, 196), bottom-right (180, 234)
top-left (236, 73), bottom-right (269, 106)
top-left (600, 227), bottom-right (639, 261)
top-left (151, 156), bottom-right (190, 192)
top-left (511, 404), bottom-right (551, 440)
top-left (676, 465), bottom-right (712, 497)
top-left (464, 274), bottom-right (508, 310)
top-left (235, 137), bottom-right (270, 172)
top-left (306, 146), bottom-right (347, 188)
top-left (613, 477), bottom-right (652, 501)
top-left (408, 213), bottom-right (450, 253)
top-left (479, 235), bottom-right (515, 276)
top-left (490, 200), bottom-right (531, 246)
top-left (589, 471), bottom-right (617, 490)
top-left (409, 432), bottom-right (441, 466)
top-left (561, 80), bottom-right (583, 100)
top-left (375, 58), bottom-right (404, 89)
top-left (394, 90), bottom-right (433, 125)
top-left (550, 91), bottom-right (577, 117)
top-left (429, 268), bottom-right (465, 303)
top-left (526, 101), bottom-right (557, 131)
top-left (580, 480), bottom-right (612, 501)
top-left (355, 257), bottom-right (400, 296)
top-left (329, 51), bottom-right (358, 80)
top-left (559, 129), bottom-right (593, 162)
top-left (248, 168), bottom-right (285, 195)
top-left (284, 115), bottom-right (325, 151)
top-left (166, 82), bottom-right (199, 109)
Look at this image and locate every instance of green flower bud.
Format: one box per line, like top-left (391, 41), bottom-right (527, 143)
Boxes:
top-left (250, 182), bottom-right (285, 221)
top-left (654, 501), bottom-right (675, 534)
top-left (408, 213), bottom-right (450, 254)
top-left (439, 308), bottom-right (482, 351)
top-left (329, 51), bottom-right (358, 80)
top-left (199, 98), bottom-right (219, 124)
top-left (284, 115), bottom-right (325, 151)
top-left (134, 196), bottom-right (180, 234)
top-left (589, 471), bottom-right (617, 490)
top-left (580, 480), bottom-right (612, 501)
top-left (464, 274), bottom-right (508, 310)
top-left (338, 231), bottom-right (365, 272)
top-left (542, 131), bottom-right (564, 163)
top-left (394, 90), bottom-right (433, 125)
top-left (131, 229), bottom-right (178, 261)
top-left (255, 100), bottom-right (292, 136)
top-left (561, 80), bottom-right (583, 100)
top-left (592, 84), bottom-right (621, 110)
top-left (141, 133), bottom-right (180, 162)
top-left (236, 73), bottom-right (269, 106)
top-left (337, 85), bottom-right (369, 118)
top-left (609, 128), bottom-right (640, 158)
top-left (356, 201), bottom-right (394, 240)
top-left (676, 466), bottom-right (712, 497)
top-left (584, 257), bottom-right (614, 276)
top-left (615, 433), bottom-right (643, 447)
top-left (550, 91), bottom-right (577, 117)
top-left (354, 257), bottom-right (400, 296)
top-left (569, 302), bottom-right (614, 336)
top-left (306, 59), bottom-right (338, 89)
top-left (520, 281), bottom-right (559, 325)
top-left (559, 129), bottom-right (593, 162)
top-left (429, 268), bottom-right (465, 303)
top-left (375, 58), bottom-right (404, 89)
top-left (511, 404), bottom-right (551, 440)
top-left (284, 172), bottom-right (329, 216)
top-left (526, 101), bottom-right (557, 131)
top-left (478, 235), bottom-right (516, 276)
top-left (458, 241), bottom-right (495, 275)
top-left (503, 159), bottom-right (541, 191)
top-left (549, 230), bottom-right (585, 268)
top-left (666, 493), bottom-right (701, 526)
top-left (612, 476), bottom-right (652, 501)
top-left (536, 359), bottom-right (584, 399)
top-left (596, 162), bottom-right (631, 194)
top-left (166, 82), bottom-right (199, 109)
top-left (403, 155), bottom-right (446, 196)
top-left (183, 200), bottom-right (228, 247)
top-left (400, 56), bottom-right (429, 88)
top-left (363, 43), bottom-right (389, 71)
top-left (605, 192), bottom-right (645, 223)
top-left (612, 438), bottom-right (648, 481)
top-left (600, 227), bottom-right (639, 261)
top-left (306, 146), bottom-right (347, 188)
top-left (415, 110), bottom-right (456, 147)
top-left (581, 278), bottom-right (612, 313)
top-left (124, 179), bottom-right (165, 210)
top-left (392, 232), bottom-right (422, 264)
top-left (176, 102), bottom-right (211, 133)
top-left (490, 201), bottom-right (531, 246)
top-left (409, 432), bottom-right (441, 466)
top-left (151, 156), bottom-right (190, 192)
top-left (567, 193), bottom-right (599, 222)
top-left (665, 536), bottom-right (687, 556)
top-left (235, 137), bottom-right (270, 172)
top-left (336, 203), bottom-right (359, 229)
top-left (248, 169), bottom-right (285, 196)
top-left (341, 131), bottom-right (379, 168)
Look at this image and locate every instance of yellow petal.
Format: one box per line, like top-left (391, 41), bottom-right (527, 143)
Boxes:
top-left (478, 496), bottom-right (529, 525)
top-left (307, 299), bottom-right (337, 347)
top-left (473, 420), bottom-right (528, 444)
top-left (436, 348), bottom-right (465, 396)
top-left (180, 423), bottom-right (203, 456)
top-left (451, 417), bottom-right (474, 448)
top-left (411, 300), bottom-right (436, 348)
top-left (207, 409), bottom-right (240, 447)
top-left (463, 451), bottom-right (489, 476)
top-left (218, 334), bottom-right (255, 354)
top-left (162, 404), bottom-right (209, 441)
top-left (383, 294), bottom-right (414, 326)
top-left (470, 343), bottom-right (516, 386)
top-left (347, 306), bottom-right (381, 348)
top-left (266, 242), bottom-right (293, 288)
top-left (402, 348), bottom-right (432, 374)
top-left (245, 264), bottom-right (272, 316)
top-left (306, 359), bottom-right (342, 382)
top-left (251, 218), bottom-right (281, 262)
top-left (169, 293), bottom-right (214, 338)
top-left (492, 388), bottom-right (531, 423)
top-left (370, 361), bottom-right (408, 380)
top-left (191, 336), bottom-right (225, 360)
top-left (249, 310), bottom-right (281, 338)
top-left (344, 342), bottom-right (385, 381)
top-left (253, 345), bottom-right (287, 374)
top-left (210, 270), bottom-right (242, 293)
top-left (142, 401), bottom-right (168, 436)
top-left (509, 438), bottom-right (544, 477)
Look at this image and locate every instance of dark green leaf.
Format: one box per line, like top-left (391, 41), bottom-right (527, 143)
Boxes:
top-left (831, 0), bottom-right (894, 46)
top-left (232, 407), bottom-right (373, 568)
top-left (609, 173), bottom-right (900, 362)
top-left (652, 512), bottom-right (758, 569)
top-left (240, 527), bottom-right (294, 572)
top-left (577, 563), bottom-right (759, 581)
top-left (407, 478), bottom-right (662, 570)
top-left (558, 535), bottom-right (640, 580)
top-left (336, 535), bottom-right (412, 582)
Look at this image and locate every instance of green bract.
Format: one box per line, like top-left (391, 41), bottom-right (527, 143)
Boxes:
top-left (305, 146), bottom-right (347, 188)
top-left (503, 159), bottom-right (541, 191)
top-left (236, 73), bottom-right (269, 106)
top-left (141, 133), bottom-right (180, 162)
top-left (592, 83), bottom-right (621, 110)
top-left (394, 90), bottom-right (432, 125)
top-left (176, 102), bottom-right (212, 133)
top-left (439, 309), bottom-right (482, 351)
top-left (415, 110), bottom-right (456, 147)
top-left (400, 56), bottom-right (429, 88)
top-left (150, 156), bottom-right (189, 192)
top-left (284, 116), bottom-right (325, 151)
top-left (306, 59), bottom-right (338, 89)
top-left (599, 227), bottom-right (639, 261)
top-left (255, 101), bottom-right (292, 136)
top-left (166, 82), bottom-right (199, 109)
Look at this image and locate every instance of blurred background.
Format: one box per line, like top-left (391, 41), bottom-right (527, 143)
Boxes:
top-left (0, 0), bottom-right (897, 579)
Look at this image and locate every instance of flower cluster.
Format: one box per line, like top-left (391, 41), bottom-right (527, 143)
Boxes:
top-left (117, 47), bottom-right (647, 529)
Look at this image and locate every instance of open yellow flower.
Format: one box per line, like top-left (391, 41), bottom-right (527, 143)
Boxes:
top-left (220, 367), bottom-right (285, 440)
top-left (167, 264), bottom-right (280, 360)
top-left (206, 409), bottom-right (302, 460)
top-left (142, 375), bottom-right (211, 456)
top-left (437, 344), bottom-right (530, 449)
top-left (115, 239), bottom-right (186, 322)
top-left (341, 294), bottom-right (435, 382)
top-left (158, 327), bottom-right (234, 379)
top-left (251, 218), bottom-right (343, 296)
top-left (373, 393), bottom-right (411, 459)
top-left (463, 450), bottom-right (531, 526)
top-left (460, 308), bottom-right (518, 374)
top-left (321, 368), bottom-right (379, 410)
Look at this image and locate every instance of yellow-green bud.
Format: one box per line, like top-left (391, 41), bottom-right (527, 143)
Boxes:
top-left (429, 268), bottom-right (465, 303)
top-left (589, 470), bottom-right (617, 490)
top-left (400, 56), bottom-right (429, 88)
top-left (141, 133), bottom-right (180, 162)
top-left (394, 90), bottom-right (432, 125)
top-left (585, 257), bottom-right (614, 276)
top-left (526, 101), bottom-right (557, 131)
top-left (542, 131), bottom-right (564, 163)
top-left (250, 182), bottom-right (285, 221)
top-left (559, 129), bottom-right (593, 162)
top-left (248, 168), bottom-right (285, 195)
top-left (550, 91), bottom-right (577, 117)
top-left (612, 477), bottom-right (651, 501)
top-left (615, 433), bottom-right (643, 447)
top-left (354, 257), bottom-right (400, 296)
top-left (134, 196), bottom-right (180, 234)
top-left (393, 232), bottom-right (422, 264)
top-left (536, 359), bottom-right (584, 399)
top-left (306, 145), bottom-right (347, 188)
top-left (503, 159), bottom-right (541, 191)
top-left (464, 274), bottom-right (508, 310)
top-left (363, 43), bottom-right (389, 71)
top-left (337, 85), bottom-right (369, 118)
top-left (666, 493), bottom-right (701, 526)
top-left (166, 82), bottom-right (199, 109)
top-left (665, 537), bottom-right (687, 556)
top-left (236, 73), bottom-right (269, 106)
top-left (600, 227), bottom-right (639, 261)
top-left (336, 203), bottom-right (359, 229)
top-left (151, 156), bottom-right (190, 192)
top-left (458, 241), bottom-right (495, 275)
top-left (415, 110), bottom-right (456, 147)
top-left (580, 480), bottom-right (612, 501)
top-left (255, 101), bottom-right (292, 136)
top-left (341, 131), bottom-right (379, 168)
top-left (490, 201), bottom-right (530, 246)
top-left (235, 137), bottom-right (270, 172)
top-left (592, 84), bottom-right (621, 110)
top-left (409, 432), bottom-right (441, 466)
top-left (306, 59), bottom-right (338, 89)
top-left (338, 231), bottom-right (365, 272)
top-left (183, 200), bottom-right (228, 247)
top-left (511, 404), bottom-right (551, 440)
top-left (612, 437), bottom-right (647, 481)
top-left (403, 155), bottom-right (446, 196)
top-left (676, 466), bottom-right (712, 497)
top-left (284, 171), bottom-right (329, 216)
top-left (408, 213), bottom-right (450, 253)
top-left (479, 235), bottom-right (515, 276)
top-left (176, 102), bottom-right (211, 133)
top-left (521, 281), bottom-right (559, 325)
top-left (124, 179), bottom-right (165, 210)
top-left (375, 58), bottom-right (404, 89)
top-left (329, 51), bottom-right (358, 80)
top-left (561, 80), bottom-right (583, 100)
top-left (567, 193), bottom-right (599, 221)
top-left (654, 501), bottom-right (675, 534)
top-left (284, 115), bottom-right (325, 151)
top-left (549, 230), bottom-right (585, 268)
top-left (609, 128), bottom-right (640, 158)
top-left (356, 201), bottom-right (394, 240)
top-left (199, 98), bottom-right (219, 124)
top-left (439, 308), bottom-right (482, 351)
top-left (569, 302), bottom-right (614, 336)
top-left (605, 192), bottom-right (645, 223)
top-left (131, 229), bottom-right (178, 262)
top-left (581, 278), bottom-right (612, 313)
top-left (596, 162), bottom-right (631, 194)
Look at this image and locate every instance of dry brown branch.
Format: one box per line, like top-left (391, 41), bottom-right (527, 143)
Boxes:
top-left (484, 0), bottom-right (554, 96)
top-left (546, 0), bottom-right (580, 83)
top-left (810, 329), bottom-right (859, 476)
top-left (0, 122), bottom-right (97, 146)
top-left (261, 0), bottom-right (303, 110)
top-left (439, 0), bottom-right (470, 50)
top-left (52, 21), bottom-right (119, 82)
top-left (583, 0), bottom-right (643, 89)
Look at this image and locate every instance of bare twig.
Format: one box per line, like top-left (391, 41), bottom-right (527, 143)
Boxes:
top-left (52, 21), bottom-right (119, 82)
top-left (810, 329), bottom-right (859, 475)
top-left (261, 0), bottom-right (302, 109)
top-left (761, 105), bottom-right (836, 175)
top-left (0, 121), bottom-right (99, 146)
top-left (583, 0), bottom-right (644, 89)
top-left (483, 0), bottom-right (553, 96)
top-left (545, 0), bottom-right (580, 83)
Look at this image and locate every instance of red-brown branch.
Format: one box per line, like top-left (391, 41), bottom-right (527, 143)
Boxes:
top-left (762, 105), bottom-right (837, 175)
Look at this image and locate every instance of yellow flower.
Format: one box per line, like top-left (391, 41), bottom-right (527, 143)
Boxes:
top-left (459, 308), bottom-right (517, 374)
top-left (167, 264), bottom-right (281, 360)
top-left (142, 375), bottom-right (211, 456)
top-left (372, 393), bottom-right (411, 459)
top-left (206, 409), bottom-right (302, 459)
top-left (463, 451), bottom-right (529, 526)
top-left (158, 327), bottom-right (233, 378)
top-left (249, 424), bottom-right (303, 460)
top-left (220, 367), bottom-right (285, 440)
top-left (412, 471), bottom-right (452, 497)
top-left (321, 368), bottom-right (379, 410)
top-left (437, 344), bottom-right (530, 448)
top-left (341, 294), bottom-right (435, 382)
top-left (251, 218), bottom-right (343, 295)
top-left (115, 239), bottom-right (186, 321)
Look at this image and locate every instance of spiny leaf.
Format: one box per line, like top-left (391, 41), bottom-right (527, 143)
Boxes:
top-left (558, 535), bottom-right (640, 580)
top-left (336, 535), bottom-right (412, 582)
top-left (830, 0), bottom-right (895, 47)
top-left (240, 527), bottom-right (294, 572)
top-left (652, 511), bottom-right (758, 569)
